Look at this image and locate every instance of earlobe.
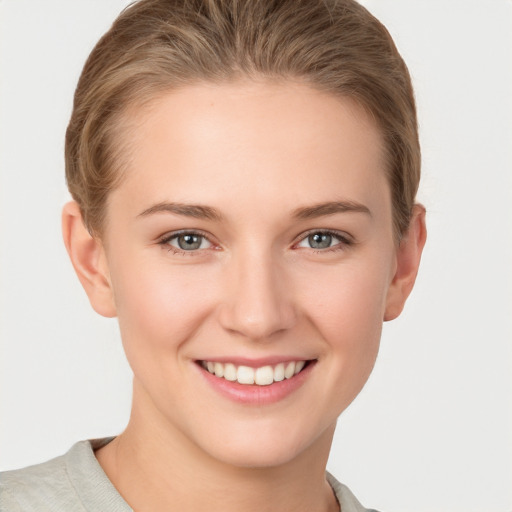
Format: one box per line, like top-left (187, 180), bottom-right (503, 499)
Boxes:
top-left (384, 204), bottom-right (427, 321)
top-left (62, 201), bottom-right (117, 318)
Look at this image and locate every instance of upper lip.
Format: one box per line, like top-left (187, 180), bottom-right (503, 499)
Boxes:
top-left (196, 356), bottom-right (316, 368)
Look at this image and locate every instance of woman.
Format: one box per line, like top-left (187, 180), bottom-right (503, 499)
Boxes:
top-left (0, 1), bottom-right (425, 510)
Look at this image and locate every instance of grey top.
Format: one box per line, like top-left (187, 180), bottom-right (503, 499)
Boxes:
top-left (0, 438), bottom-right (378, 512)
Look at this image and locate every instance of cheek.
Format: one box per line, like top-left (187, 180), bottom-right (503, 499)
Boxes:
top-left (109, 256), bottom-right (218, 359)
top-left (296, 257), bottom-right (391, 386)
top-left (301, 259), bottom-right (389, 333)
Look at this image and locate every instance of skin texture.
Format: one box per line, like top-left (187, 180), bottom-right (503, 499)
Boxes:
top-left (62, 81), bottom-right (426, 512)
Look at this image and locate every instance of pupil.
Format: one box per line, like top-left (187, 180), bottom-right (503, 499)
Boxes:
top-left (309, 233), bottom-right (331, 249)
top-left (178, 234), bottom-right (201, 250)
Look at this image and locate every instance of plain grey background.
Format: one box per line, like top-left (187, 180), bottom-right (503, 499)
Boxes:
top-left (1, 1), bottom-right (511, 511)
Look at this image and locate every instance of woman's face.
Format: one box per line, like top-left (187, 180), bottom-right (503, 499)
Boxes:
top-left (101, 81), bottom-right (398, 468)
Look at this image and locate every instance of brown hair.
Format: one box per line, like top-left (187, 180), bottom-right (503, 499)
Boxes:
top-left (65, 0), bottom-right (420, 239)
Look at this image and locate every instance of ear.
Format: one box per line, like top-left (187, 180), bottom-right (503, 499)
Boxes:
top-left (62, 201), bottom-right (117, 318)
top-left (384, 204), bottom-right (427, 321)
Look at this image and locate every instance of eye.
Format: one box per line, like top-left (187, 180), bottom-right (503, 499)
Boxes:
top-left (161, 232), bottom-right (213, 252)
top-left (296, 230), bottom-right (351, 251)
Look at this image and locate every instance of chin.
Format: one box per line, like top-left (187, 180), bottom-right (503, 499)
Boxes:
top-left (197, 418), bottom-right (334, 470)
top-left (216, 444), bottom-right (301, 469)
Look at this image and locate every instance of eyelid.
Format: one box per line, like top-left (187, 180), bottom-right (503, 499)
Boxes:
top-left (157, 228), bottom-right (353, 254)
top-left (293, 229), bottom-right (354, 250)
top-left (158, 229), bottom-right (218, 253)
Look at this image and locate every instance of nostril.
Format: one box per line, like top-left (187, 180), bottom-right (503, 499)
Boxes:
top-left (216, 269), bottom-right (297, 340)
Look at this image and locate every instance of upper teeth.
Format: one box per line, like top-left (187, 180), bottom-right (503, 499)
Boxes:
top-left (202, 360), bottom-right (306, 386)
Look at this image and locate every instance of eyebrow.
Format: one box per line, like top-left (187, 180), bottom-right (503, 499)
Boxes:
top-left (137, 202), bottom-right (223, 221)
top-left (292, 200), bottom-right (371, 220)
top-left (137, 200), bottom-right (370, 222)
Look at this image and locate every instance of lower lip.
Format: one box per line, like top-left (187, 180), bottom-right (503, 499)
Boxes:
top-left (196, 361), bottom-right (316, 405)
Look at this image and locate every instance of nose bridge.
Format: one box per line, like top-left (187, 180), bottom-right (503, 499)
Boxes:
top-left (218, 242), bottom-right (296, 340)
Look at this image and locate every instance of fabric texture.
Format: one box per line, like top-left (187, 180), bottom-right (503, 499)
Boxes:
top-left (1, 439), bottom-right (378, 512)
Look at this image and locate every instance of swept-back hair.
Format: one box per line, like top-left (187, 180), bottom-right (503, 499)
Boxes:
top-left (66, 0), bottom-right (420, 238)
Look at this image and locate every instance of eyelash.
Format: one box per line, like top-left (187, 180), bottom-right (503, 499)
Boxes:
top-left (158, 229), bottom-right (353, 255)
top-left (294, 229), bottom-right (353, 253)
top-left (158, 230), bottom-right (215, 255)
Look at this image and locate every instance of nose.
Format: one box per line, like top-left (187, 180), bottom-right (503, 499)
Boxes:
top-left (217, 247), bottom-right (297, 341)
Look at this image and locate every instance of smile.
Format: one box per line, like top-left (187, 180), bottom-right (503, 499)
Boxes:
top-left (200, 360), bottom-right (309, 386)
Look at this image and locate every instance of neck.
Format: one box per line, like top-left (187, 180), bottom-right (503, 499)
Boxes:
top-left (96, 382), bottom-right (339, 512)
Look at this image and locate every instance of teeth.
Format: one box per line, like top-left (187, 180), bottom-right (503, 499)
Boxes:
top-left (214, 362), bottom-right (224, 378)
top-left (201, 360), bottom-right (309, 386)
top-left (274, 363), bottom-right (285, 382)
top-left (284, 362), bottom-right (295, 379)
top-left (294, 361), bottom-right (305, 374)
top-left (224, 363), bottom-right (237, 381)
top-left (237, 365), bottom-right (255, 385)
top-left (255, 366), bottom-right (274, 386)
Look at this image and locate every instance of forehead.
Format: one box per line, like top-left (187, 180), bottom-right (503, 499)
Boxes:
top-left (109, 80), bottom-right (390, 223)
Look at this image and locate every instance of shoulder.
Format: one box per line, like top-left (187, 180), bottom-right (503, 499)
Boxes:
top-left (0, 450), bottom-right (83, 512)
top-left (327, 472), bottom-right (381, 512)
top-left (0, 438), bottom-right (126, 512)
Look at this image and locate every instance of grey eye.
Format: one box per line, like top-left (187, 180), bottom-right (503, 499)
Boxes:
top-left (180, 234), bottom-right (201, 250)
top-left (308, 232), bottom-right (333, 249)
top-left (170, 233), bottom-right (210, 251)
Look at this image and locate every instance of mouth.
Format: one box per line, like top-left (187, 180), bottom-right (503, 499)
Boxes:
top-left (197, 359), bottom-right (314, 386)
